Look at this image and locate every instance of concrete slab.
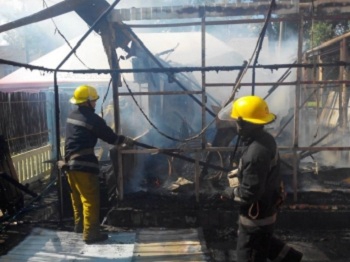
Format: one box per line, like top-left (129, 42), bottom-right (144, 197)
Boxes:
top-left (133, 228), bottom-right (209, 261)
top-left (0, 227), bottom-right (209, 262)
top-left (0, 227), bottom-right (136, 262)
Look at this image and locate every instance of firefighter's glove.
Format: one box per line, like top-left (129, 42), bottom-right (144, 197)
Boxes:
top-left (117, 135), bottom-right (134, 147)
top-left (228, 168), bottom-right (238, 178)
top-left (228, 169), bottom-right (240, 188)
top-left (228, 176), bottom-right (240, 188)
top-left (221, 187), bottom-right (236, 201)
top-left (57, 160), bottom-right (68, 172)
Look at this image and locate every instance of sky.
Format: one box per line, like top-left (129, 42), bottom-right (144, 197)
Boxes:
top-left (0, 0), bottom-right (211, 45)
top-left (0, 0), bottom-right (85, 45)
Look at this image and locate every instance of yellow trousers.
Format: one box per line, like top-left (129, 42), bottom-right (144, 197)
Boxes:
top-left (67, 170), bottom-right (100, 241)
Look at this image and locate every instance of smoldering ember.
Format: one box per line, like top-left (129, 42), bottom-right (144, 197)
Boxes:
top-left (1, 1), bottom-right (350, 262)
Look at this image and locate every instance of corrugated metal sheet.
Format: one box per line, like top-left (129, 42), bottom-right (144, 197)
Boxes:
top-left (0, 227), bottom-right (209, 262)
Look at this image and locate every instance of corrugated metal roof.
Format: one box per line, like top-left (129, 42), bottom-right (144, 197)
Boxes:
top-left (0, 227), bottom-right (209, 262)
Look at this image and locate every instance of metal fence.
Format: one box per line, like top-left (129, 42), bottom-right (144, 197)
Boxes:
top-left (0, 91), bottom-right (49, 154)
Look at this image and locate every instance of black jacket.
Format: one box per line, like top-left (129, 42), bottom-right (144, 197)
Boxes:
top-left (64, 106), bottom-right (124, 174)
top-left (235, 128), bottom-right (282, 219)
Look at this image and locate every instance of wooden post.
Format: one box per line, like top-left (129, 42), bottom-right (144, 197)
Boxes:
top-left (340, 38), bottom-right (349, 162)
top-left (293, 15), bottom-right (303, 202)
top-left (201, 11), bottom-right (207, 150)
top-left (195, 152), bottom-right (200, 203)
top-left (100, 22), bottom-right (123, 200)
top-left (340, 38), bottom-right (348, 129)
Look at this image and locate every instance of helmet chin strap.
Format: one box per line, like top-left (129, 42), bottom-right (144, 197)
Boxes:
top-left (87, 99), bottom-right (94, 109)
top-left (87, 91), bottom-right (94, 108)
top-left (236, 117), bottom-right (246, 135)
top-left (230, 134), bottom-right (241, 168)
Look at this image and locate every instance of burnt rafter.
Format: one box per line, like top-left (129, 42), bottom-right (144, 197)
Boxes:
top-left (0, 0), bottom-right (85, 33)
top-left (0, 1), bottom-right (347, 32)
top-left (109, 0), bottom-right (350, 22)
top-left (1, 58), bottom-right (349, 75)
top-left (110, 2), bottom-right (298, 21)
top-left (0, 0), bottom-right (132, 53)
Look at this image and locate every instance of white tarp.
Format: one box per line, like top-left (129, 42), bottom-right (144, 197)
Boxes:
top-left (0, 31), bottom-right (240, 93)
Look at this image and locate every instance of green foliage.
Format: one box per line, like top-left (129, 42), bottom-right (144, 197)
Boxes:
top-left (310, 22), bottom-right (333, 48)
top-left (307, 21), bottom-right (350, 49)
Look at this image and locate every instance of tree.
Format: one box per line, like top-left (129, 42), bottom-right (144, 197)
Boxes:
top-left (306, 21), bottom-right (350, 49)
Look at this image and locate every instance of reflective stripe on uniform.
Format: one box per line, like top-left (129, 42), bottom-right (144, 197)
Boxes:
top-left (68, 160), bottom-right (99, 169)
top-left (69, 148), bottom-right (95, 160)
top-left (67, 118), bottom-right (93, 130)
top-left (271, 244), bottom-right (291, 262)
top-left (239, 213), bottom-right (277, 227)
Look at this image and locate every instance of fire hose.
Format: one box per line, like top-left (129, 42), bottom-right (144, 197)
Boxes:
top-left (132, 140), bottom-right (230, 173)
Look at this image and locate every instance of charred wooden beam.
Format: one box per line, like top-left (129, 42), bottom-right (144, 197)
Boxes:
top-left (73, 0), bottom-right (110, 32)
top-left (1, 0), bottom-right (349, 34)
top-left (314, 0), bottom-right (350, 15)
top-left (109, 2), bottom-right (299, 22)
top-left (108, 0), bottom-right (350, 22)
top-left (0, 0), bottom-right (86, 33)
top-left (0, 0), bottom-right (120, 36)
top-left (0, 172), bottom-right (37, 198)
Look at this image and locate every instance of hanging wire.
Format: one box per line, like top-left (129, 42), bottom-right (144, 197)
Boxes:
top-left (251, 0), bottom-right (277, 95)
top-left (119, 0), bottom-right (280, 145)
top-left (224, 0), bottom-right (277, 106)
top-left (42, 0), bottom-right (91, 69)
top-left (122, 75), bottom-right (212, 143)
top-left (100, 78), bottom-right (113, 118)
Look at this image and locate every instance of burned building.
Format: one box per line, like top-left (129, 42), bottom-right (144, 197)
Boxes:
top-left (1, 0), bottom-right (350, 261)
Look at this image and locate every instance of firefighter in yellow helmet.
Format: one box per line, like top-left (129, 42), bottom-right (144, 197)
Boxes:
top-left (61, 85), bottom-right (133, 244)
top-left (220, 96), bottom-right (303, 262)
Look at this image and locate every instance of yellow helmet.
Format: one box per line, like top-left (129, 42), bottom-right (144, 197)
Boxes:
top-left (70, 85), bottom-right (99, 105)
top-left (230, 96), bottom-right (276, 124)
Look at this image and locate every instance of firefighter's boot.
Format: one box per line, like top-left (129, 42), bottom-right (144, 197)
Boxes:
top-left (84, 233), bottom-right (108, 244)
top-left (281, 247), bottom-right (303, 262)
top-left (269, 236), bottom-right (303, 262)
top-left (74, 220), bottom-right (83, 233)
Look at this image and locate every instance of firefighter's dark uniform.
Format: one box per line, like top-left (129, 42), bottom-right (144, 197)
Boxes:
top-left (65, 106), bottom-right (125, 242)
top-left (233, 129), bottom-right (302, 262)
